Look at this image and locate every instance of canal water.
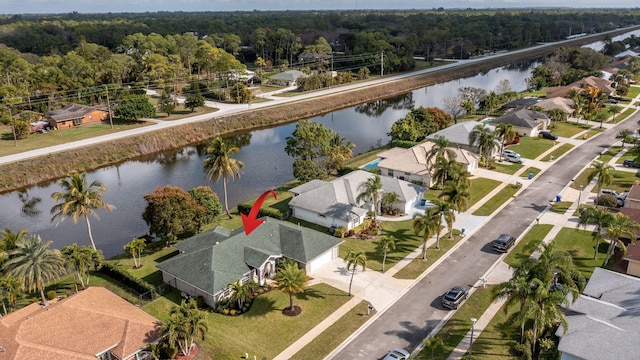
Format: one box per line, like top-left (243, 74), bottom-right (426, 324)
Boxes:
top-left (2, 31), bottom-right (627, 257)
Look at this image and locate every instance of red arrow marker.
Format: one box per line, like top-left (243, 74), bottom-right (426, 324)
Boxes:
top-left (241, 190), bottom-right (277, 235)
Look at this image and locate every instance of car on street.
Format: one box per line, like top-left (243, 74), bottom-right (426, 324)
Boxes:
top-left (504, 153), bottom-right (523, 164)
top-left (382, 348), bottom-right (410, 360)
top-left (492, 233), bottom-right (516, 253)
top-left (442, 286), bottom-right (469, 310)
top-left (623, 159), bottom-right (640, 168)
top-left (538, 131), bottom-right (558, 140)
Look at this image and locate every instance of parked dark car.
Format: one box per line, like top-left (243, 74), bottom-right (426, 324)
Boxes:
top-left (493, 233), bottom-right (516, 253)
top-left (442, 286), bottom-right (469, 310)
top-left (538, 131), bottom-right (558, 140)
top-left (623, 159), bottom-right (640, 168)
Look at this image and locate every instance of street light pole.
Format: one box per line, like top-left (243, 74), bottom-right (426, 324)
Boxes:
top-left (469, 317), bottom-right (477, 359)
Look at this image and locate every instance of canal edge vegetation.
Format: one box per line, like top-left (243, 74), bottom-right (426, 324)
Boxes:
top-left (0, 27), bottom-right (636, 194)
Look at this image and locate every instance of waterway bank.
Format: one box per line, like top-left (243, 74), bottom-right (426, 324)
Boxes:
top-left (0, 27), bottom-right (637, 194)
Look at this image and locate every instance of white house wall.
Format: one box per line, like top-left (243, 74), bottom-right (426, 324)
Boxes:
top-left (161, 272), bottom-right (216, 307)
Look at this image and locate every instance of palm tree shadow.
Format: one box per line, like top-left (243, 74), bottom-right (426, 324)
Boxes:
top-left (243, 297), bottom-right (278, 318)
top-left (295, 288), bottom-right (325, 300)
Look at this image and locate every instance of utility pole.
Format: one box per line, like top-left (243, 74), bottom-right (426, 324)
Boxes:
top-left (105, 85), bottom-right (114, 129)
top-left (380, 51), bottom-right (384, 76)
top-left (8, 107), bottom-right (16, 147)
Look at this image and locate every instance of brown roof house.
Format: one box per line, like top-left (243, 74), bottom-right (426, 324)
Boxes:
top-left (156, 217), bottom-right (343, 307)
top-left (0, 286), bottom-right (162, 360)
top-left (376, 140), bottom-right (479, 187)
top-left (547, 75), bottom-right (616, 99)
top-left (534, 97), bottom-right (575, 116)
top-left (46, 103), bottom-right (109, 130)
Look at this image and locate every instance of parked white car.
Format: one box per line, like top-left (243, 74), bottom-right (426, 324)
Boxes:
top-left (505, 153), bottom-right (523, 164)
top-left (503, 149), bottom-right (520, 158)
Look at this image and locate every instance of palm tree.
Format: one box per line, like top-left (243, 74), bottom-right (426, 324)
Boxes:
top-left (413, 207), bottom-right (443, 257)
top-left (432, 156), bottom-right (458, 189)
top-left (345, 249), bottom-right (367, 296)
top-left (492, 272), bottom-right (533, 343)
top-left (422, 336), bottom-right (444, 359)
top-left (375, 236), bottom-right (396, 272)
top-left (356, 175), bottom-right (383, 223)
top-left (495, 123), bottom-right (516, 161)
top-left (3, 235), bottom-right (65, 307)
top-left (425, 135), bottom-right (456, 172)
top-left (274, 261), bottom-right (310, 311)
top-left (616, 128), bottom-right (633, 146)
top-left (61, 243), bottom-right (103, 290)
top-left (587, 161), bottom-right (614, 206)
top-left (229, 279), bottom-right (254, 309)
top-left (577, 207), bottom-right (614, 259)
top-left (123, 237), bottom-right (147, 268)
top-left (603, 212), bottom-right (640, 266)
top-left (381, 191), bottom-right (400, 215)
top-left (468, 123), bottom-right (499, 168)
top-left (432, 199), bottom-right (456, 239)
top-left (0, 276), bottom-right (23, 312)
top-left (203, 137), bottom-right (245, 219)
top-left (1, 228), bottom-right (28, 252)
top-left (50, 173), bottom-right (115, 250)
top-left (439, 179), bottom-right (471, 213)
top-left (525, 278), bottom-right (571, 356)
top-left (164, 299), bottom-right (208, 356)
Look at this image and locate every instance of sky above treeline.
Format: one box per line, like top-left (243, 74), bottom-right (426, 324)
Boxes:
top-left (1, 0), bottom-right (638, 15)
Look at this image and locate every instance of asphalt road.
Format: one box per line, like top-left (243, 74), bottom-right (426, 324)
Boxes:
top-left (331, 114), bottom-right (638, 359)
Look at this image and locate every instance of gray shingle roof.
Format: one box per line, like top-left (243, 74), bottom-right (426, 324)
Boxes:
top-left (489, 109), bottom-right (549, 129)
top-left (288, 170), bottom-right (423, 221)
top-left (155, 217), bottom-right (342, 297)
top-left (556, 268), bottom-right (640, 360)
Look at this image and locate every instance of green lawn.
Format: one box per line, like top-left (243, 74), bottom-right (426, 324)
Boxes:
top-left (550, 121), bottom-right (592, 138)
top-left (491, 161), bottom-right (524, 175)
top-left (554, 227), bottom-right (607, 279)
top-left (466, 300), bottom-right (519, 360)
top-left (507, 136), bottom-right (555, 159)
top-left (144, 283), bottom-right (352, 360)
top-left (520, 167), bottom-right (541, 179)
top-left (105, 246), bottom-right (179, 287)
top-left (542, 143), bottom-right (574, 162)
top-left (469, 177), bottom-right (502, 208)
top-left (627, 86), bottom-right (640, 99)
top-left (549, 201), bottom-right (572, 214)
top-left (472, 185), bottom-right (519, 216)
top-left (415, 286), bottom-right (496, 360)
top-left (290, 301), bottom-right (373, 360)
top-left (0, 120), bottom-right (151, 157)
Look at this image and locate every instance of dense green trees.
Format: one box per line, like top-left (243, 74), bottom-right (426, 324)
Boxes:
top-left (388, 107), bottom-right (453, 143)
top-left (61, 243), bottom-right (103, 289)
top-left (142, 185), bottom-right (214, 244)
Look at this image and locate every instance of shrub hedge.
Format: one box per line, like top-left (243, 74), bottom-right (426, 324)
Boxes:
top-left (99, 263), bottom-right (156, 295)
top-left (237, 203), bottom-right (284, 219)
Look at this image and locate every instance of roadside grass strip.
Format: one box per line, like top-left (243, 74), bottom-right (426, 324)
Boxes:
top-left (542, 143), bottom-right (574, 162)
top-left (290, 301), bottom-right (373, 360)
top-left (393, 231), bottom-right (463, 279)
top-left (472, 185), bottom-right (519, 216)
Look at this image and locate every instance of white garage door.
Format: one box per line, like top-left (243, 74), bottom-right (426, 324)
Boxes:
top-left (308, 249), bottom-right (334, 274)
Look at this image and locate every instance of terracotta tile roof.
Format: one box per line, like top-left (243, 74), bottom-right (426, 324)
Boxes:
top-left (624, 242), bottom-right (640, 262)
top-left (0, 287), bottom-right (162, 360)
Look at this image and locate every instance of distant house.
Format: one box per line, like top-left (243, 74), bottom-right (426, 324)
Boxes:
top-left (376, 140), bottom-right (479, 187)
top-left (155, 217), bottom-right (342, 307)
top-left (0, 286), bottom-right (162, 360)
top-left (547, 75), bottom-right (615, 98)
top-left (488, 109), bottom-right (550, 137)
top-left (556, 268), bottom-right (640, 360)
top-left (269, 70), bottom-right (307, 86)
top-left (502, 97), bottom-right (539, 111)
top-left (623, 184), bottom-right (640, 209)
top-left (288, 170), bottom-right (424, 230)
top-left (535, 97), bottom-right (575, 116)
top-left (45, 103), bottom-right (109, 129)
top-left (426, 121), bottom-right (495, 154)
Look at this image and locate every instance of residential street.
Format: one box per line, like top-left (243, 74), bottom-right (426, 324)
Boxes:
top-left (328, 113), bottom-right (639, 359)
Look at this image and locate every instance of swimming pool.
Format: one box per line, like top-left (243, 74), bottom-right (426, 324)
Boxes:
top-left (360, 158), bottom-right (381, 171)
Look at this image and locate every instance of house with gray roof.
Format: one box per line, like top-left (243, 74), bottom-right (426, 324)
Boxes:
top-left (376, 140), bottom-right (479, 187)
top-left (426, 120), bottom-right (495, 154)
top-left (489, 108), bottom-right (550, 137)
top-left (155, 217), bottom-right (342, 307)
top-left (556, 267), bottom-right (640, 360)
top-left (269, 70), bottom-right (307, 86)
top-left (288, 170), bottom-right (424, 230)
